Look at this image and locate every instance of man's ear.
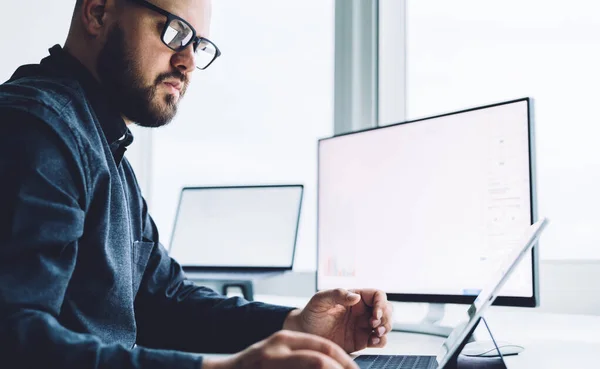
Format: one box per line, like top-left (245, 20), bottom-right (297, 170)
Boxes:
top-left (78, 0), bottom-right (116, 37)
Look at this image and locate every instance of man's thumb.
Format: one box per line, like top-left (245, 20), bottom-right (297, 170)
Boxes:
top-left (331, 289), bottom-right (361, 306)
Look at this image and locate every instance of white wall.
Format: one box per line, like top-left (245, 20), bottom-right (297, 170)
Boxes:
top-left (0, 1), bottom-right (72, 82)
top-left (149, 1), bottom-right (335, 271)
top-left (406, 0), bottom-right (600, 260)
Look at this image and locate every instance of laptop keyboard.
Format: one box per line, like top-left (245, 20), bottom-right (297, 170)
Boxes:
top-left (354, 355), bottom-right (437, 369)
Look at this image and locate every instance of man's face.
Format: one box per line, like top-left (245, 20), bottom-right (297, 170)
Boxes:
top-left (97, 0), bottom-right (212, 128)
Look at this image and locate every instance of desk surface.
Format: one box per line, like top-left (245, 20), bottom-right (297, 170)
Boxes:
top-left (247, 294), bottom-right (600, 368)
top-left (356, 331), bottom-right (599, 368)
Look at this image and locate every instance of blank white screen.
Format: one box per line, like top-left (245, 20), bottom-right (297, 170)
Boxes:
top-left (317, 100), bottom-right (534, 299)
top-left (170, 186), bottom-right (302, 268)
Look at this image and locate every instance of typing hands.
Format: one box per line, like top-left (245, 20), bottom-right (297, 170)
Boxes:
top-left (203, 288), bottom-right (392, 369)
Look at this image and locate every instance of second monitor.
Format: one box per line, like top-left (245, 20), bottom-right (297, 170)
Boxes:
top-left (170, 184), bottom-right (303, 271)
top-left (317, 98), bottom-right (538, 307)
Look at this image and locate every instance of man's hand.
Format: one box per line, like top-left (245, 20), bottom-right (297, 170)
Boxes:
top-left (203, 330), bottom-right (359, 369)
top-left (283, 288), bottom-right (393, 353)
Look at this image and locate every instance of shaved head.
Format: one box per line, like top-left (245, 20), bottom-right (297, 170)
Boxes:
top-left (66, 0), bottom-right (213, 127)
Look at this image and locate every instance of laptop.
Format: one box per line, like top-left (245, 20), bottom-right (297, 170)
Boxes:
top-left (354, 218), bottom-right (548, 369)
top-left (169, 185), bottom-right (303, 280)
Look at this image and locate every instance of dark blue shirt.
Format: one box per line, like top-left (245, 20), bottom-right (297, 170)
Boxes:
top-left (0, 45), bottom-right (294, 369)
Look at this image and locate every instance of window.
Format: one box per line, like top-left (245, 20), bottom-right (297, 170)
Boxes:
top-left (406, 0), bottom-right (600, 259)
top-left (149, 0), bottom-right (334, 271)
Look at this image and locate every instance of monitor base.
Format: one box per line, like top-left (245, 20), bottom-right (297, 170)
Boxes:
top-left (392, 322), bottom-right (456, 339)
top-left (392, 303), bottom-right (474, 341)
top-left (185, 270), bottom-right (286, 301)
top-left (462, 340), bottom-right (525, 357)
top-left (189, 278), bottom-right (255, 301)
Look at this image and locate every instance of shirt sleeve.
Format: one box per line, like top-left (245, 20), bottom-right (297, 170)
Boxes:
top-left (133, 192), bottom-right (296, 354)
top-left (0, 109), bottom-right (204, 369)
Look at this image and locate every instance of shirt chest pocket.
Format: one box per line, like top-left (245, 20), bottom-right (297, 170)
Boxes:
top-left (132, 241), bottom-right (154, 297)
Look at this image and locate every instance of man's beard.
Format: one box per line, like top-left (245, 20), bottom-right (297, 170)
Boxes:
top-left (97, 25), bottom-right (188, 128)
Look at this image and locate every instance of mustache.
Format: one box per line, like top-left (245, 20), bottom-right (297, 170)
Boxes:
top-left (156, 70), bottom-right (189, 88)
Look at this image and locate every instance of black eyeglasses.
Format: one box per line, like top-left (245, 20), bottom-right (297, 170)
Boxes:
top-left (127, 0), bottom-right (221, 70)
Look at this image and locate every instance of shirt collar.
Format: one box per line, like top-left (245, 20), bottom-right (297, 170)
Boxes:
top-left (44, 45), bottom-right (133, 165)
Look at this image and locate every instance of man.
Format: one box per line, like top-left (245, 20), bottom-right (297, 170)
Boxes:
top-left (0, 0), bottom-right (392, 368)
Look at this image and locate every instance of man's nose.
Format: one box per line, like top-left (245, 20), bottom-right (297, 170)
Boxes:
top-left (172, 44), bottom-right (196, 72)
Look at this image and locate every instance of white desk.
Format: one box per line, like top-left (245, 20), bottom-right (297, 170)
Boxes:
top-left (245, 295), bottom-right (600, 368)
top-left (357, 331), bottom-right (599, 368)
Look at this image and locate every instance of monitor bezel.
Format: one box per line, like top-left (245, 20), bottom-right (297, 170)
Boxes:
top-left (316, 97), bottom-right (539, 307)
top-left (170, 184), bottom-right (304, 272)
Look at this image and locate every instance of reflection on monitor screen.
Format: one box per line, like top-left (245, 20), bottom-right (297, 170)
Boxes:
top-left (317, 99), bottom-right (536, 305)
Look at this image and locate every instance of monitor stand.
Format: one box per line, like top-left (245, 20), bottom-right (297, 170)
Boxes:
top-left (184, 269), bottom-right (287, 301)
top-left (392, 303), bottom-right (474, 342)
top-left (211, 279), bottom-right (254, 301)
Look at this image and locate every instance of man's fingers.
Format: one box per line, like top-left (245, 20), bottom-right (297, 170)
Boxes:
top-left (317, 288), bottom-right (361, 308)
top-left (382, 320), bottom-right (393, 336)
top-left (271, 331), bottom-right (355, 368)
top-left (370, 317), bottom-right (381, 328)
top-left (284, 350), bottom-right (358, 369)
top-left (349, 288), bottom-right (376, 307)
top-left (349, 289), bottom-right (388, 321)
top-left (368, 333), bottom-right (388, 348)
top-left (371, 320), bottom-right (393, 338)
top-left (375, 302), bottom-right (394, 330)
top-left (371, 290), bottom-right (389, 320)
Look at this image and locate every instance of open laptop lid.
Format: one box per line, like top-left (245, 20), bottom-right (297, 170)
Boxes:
top-left (169, 185), bottom-right (303, 271)
top-left (435, 218), bottom-right (548, 368)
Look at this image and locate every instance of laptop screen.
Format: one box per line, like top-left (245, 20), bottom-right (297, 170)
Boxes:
top-left (169, 185), bottom-right (303, 269)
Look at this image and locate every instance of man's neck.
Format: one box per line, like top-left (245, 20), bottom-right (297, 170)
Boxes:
top-left (64, 36), bottom-right (102, 83)
top-left (64, 36), bottom-right (134, 127)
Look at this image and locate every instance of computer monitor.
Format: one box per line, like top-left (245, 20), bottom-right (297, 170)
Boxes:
top-left (169, 185), bottom-right (303, 271)
top-left (317, 98), bottom-right (538, 307)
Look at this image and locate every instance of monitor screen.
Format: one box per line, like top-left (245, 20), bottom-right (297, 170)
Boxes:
top-left (317, 98), bottom-right (537, 306)
top-left (170, 185), bottom-right (303, 269)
